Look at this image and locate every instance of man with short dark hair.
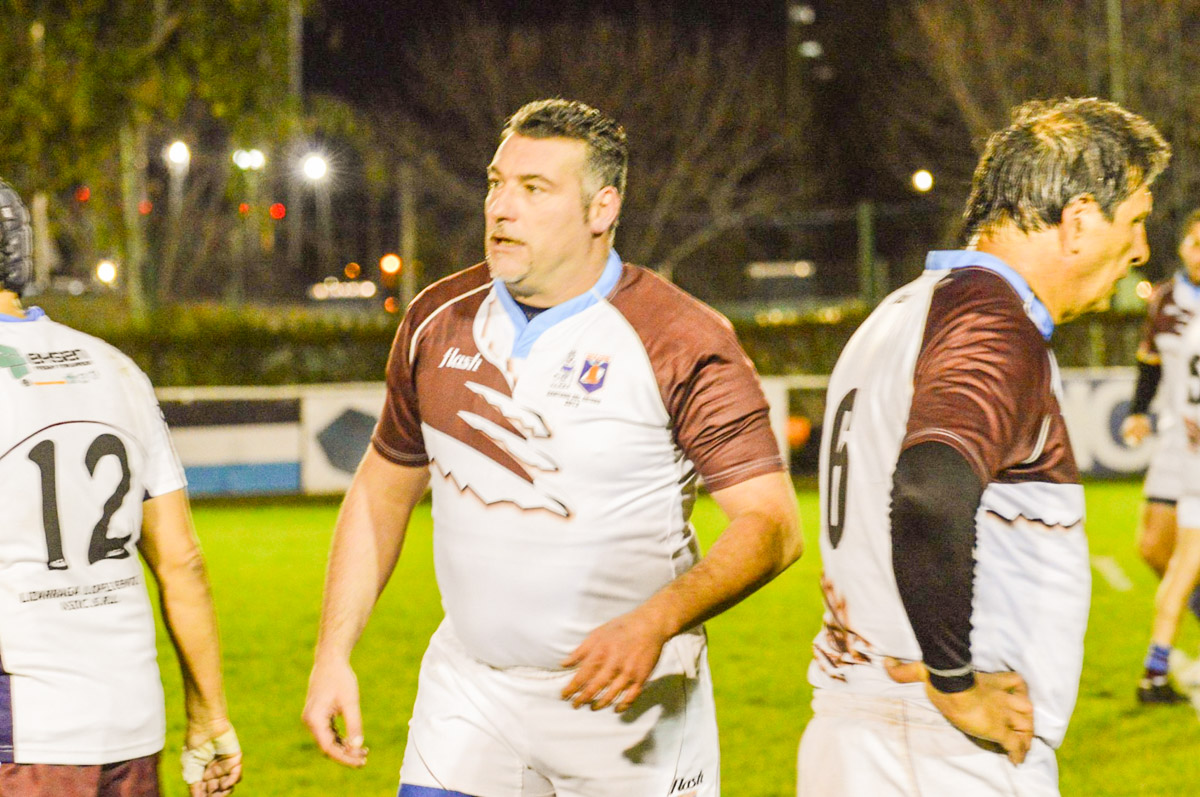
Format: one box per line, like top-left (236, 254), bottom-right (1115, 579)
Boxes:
top-left (303, 98), bottom-right (801, 796)
top-left (0, 179), bottom-right (241, 796)
top-left (798, 98), bottom-right (1170, 795)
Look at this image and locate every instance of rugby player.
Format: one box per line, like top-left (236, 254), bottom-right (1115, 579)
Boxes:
top-left (302, 98), bottom-right (802, 796)
top-left (0, 179), bottom-right (240, 796)
top-left (798, 98), bottom-right (1169, 796)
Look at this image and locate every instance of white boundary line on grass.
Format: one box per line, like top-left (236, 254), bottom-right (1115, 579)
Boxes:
top-left (1090, 555), bottom-right (1133, 592)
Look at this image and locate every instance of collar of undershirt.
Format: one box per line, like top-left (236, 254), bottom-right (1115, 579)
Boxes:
top-left (494, 248), bottom-right (624, 359)
top-left (0, 306), bottom-right (45, 323)
top-left (1175, 269), bottom-right (1200, 301)
top-left (925, 250), bottom-right (1055, 341)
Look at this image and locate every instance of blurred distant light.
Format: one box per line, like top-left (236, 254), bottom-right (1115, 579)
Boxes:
top-left (166, 140), bottom-right (191, 167)
top-left (1136, 280), bottom-right (1153, 300)
top-left (380, 253), bottom-right (402, 275)
top-left (344, 262), bottom-right (361, 279)
top-left (362, 281), bottom-right (378, 298)
top-left (307, 277), bottom-right (380, 301)
top-left (137, 200), bottom-right (153, 215)
top-left (233, 148), bottom-right (266, 171)
top-left (96, 259), bottom-right (117, 285)
top-left (384, 296), bottom-right (400, 314)
top-left (238, 202), bottom-right (250, 215)
top-left (798, 40), bottom-right (823, 58)
top-left (269, 202), bottom-right (286, 220)
top-left (75, 185), bottom-right (91, 203)
top-left (912, 169), bottom-right (934, 193)
top-left (788, 4), bottom-right (816, 24)
top-left (302, 153), bottom-right (328, 181)
top-left (814, 65), bottom-right (836, 82)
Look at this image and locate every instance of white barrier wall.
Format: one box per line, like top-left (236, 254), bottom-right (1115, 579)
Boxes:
top-left (159, 368), bottom-right (1150, 496)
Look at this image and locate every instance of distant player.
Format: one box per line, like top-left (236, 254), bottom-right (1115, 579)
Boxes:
top-left (1122, 210), bottom-right (1200, 703)
top-left (303, 98), bottom-right (801, 796)
top-left (0, 179), bottom-right (241, 796)
top-left (797, 98), bottom-right (1169, 796)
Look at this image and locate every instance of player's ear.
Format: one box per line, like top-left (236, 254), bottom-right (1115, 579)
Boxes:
top-left (588, 186), bottom-right (621, 237)
top-left (1058, 194), bottom-right (1096, 255)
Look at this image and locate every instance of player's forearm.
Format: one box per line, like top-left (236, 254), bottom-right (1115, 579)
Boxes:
top-left (1130, 359), bottom-right (1161, 415)
top-left (140, 491), bottom-right (230, 741)
top-left (891, 441), bottom-right (984, 693)
top-left (635, 475), bottom-right (801, 639)
top-left (156, 556), bottom-right (231, 740)
top-left (314, 448), bottom-right (428, 663)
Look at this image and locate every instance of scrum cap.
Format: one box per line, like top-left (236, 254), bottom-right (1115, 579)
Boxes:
top-left (0, 179), bottom-right (33, 296)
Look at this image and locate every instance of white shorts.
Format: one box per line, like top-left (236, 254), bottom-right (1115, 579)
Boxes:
top-left (797, 690), bottom-right (1060, 797)
top-left (1144, 431), bottom-right (1184, 503)
top-left (399, 620), bottom-right (718, 797)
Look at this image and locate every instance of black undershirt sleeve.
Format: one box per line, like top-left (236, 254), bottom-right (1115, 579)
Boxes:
top-left (891, 440), bottom-right (985, 693)
top-left (1129, 360), bottom-right (1162, 416)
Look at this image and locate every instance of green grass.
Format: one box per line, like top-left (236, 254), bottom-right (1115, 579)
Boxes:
top-left (149, 481), bottom-right (1198, 796)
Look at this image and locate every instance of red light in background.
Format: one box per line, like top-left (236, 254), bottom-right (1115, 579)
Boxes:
top-left (344, 262), bottom-right (361, 279)
top-left (75, 186), bottom-right (91, 203)
top-left (137, 200), bottom-right (153, 215)
top-left (384, 296), bottom-right (400, 313)
top-left (238, 202), bottom-right (250, 215)
top-left (269, 202), bottom-right (286, 220)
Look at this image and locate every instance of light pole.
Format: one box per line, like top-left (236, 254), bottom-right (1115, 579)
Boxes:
top-left (302, 153), bottom-right (334, 281)
top-left (161, 139), bottom-right (191, 303)
top-left (231, 148), bottom-right (266, 305)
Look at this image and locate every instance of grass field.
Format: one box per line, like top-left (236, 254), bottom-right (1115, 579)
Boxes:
top-left (149, 480), bottom-right (1200, 796)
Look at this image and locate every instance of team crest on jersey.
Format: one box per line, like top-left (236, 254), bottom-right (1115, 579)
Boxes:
top-left (578, 355), bottom-right (609, 393)
top-left (0, 344), bottom-right (29, 379)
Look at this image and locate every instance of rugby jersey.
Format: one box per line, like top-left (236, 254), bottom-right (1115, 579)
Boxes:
top-left (1136, 272), bottom-right (1200, 433)
top-left (0, 310), bottom-right (185, 764)
top-left (373, 250), bottom-right (783, 669)
top-left (812, 250), bottom-right (1088, 749)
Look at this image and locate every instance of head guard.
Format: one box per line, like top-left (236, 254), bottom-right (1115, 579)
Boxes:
top-left (0, 180), bottom-right (33, 296)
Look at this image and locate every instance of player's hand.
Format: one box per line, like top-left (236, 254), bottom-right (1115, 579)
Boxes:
top-left (560, 609), bottom-right (672, 712)
top-left (1121, 413), bottom-right (1152, 446)
top-left (885, 658), bottom-right (1034, 765)
top-left (302, 657), bottom-right (369, 768)
top-left (182, 726), bottom-right (242, 796)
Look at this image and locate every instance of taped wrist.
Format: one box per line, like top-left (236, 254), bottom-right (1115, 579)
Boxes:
top-left (891, 442), bottom-right (983, 694)
top-left (1129, 360), bottom-right (1161, 416)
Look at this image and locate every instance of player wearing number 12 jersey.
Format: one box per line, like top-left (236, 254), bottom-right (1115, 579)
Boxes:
top-left (0, 180), bottom-right (240, 796)
top-left (798, 99), bottom-right (1169, 796)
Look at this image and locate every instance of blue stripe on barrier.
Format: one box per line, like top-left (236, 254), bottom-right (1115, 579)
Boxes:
top-left (398, 786), bottom-right (476, 797)
top-left (184, 463), bottom-right (301, 495)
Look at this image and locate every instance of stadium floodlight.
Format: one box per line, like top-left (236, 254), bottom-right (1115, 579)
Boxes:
top-left (912, 169), bottom-right (934, 193)
top-left (96, 259), bottom-right (117, 285)
top-left (302, 153), bottom-right (329, 181)
top-left (234, 149), bottom-right (266, 171)
top-left (166, 140), bottom-right (191, 170)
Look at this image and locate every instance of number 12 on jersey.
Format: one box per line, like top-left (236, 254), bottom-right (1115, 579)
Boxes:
top-left (27, 433), bottom-right (134, 571)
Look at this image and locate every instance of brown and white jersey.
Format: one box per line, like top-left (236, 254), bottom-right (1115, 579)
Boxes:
top-left (1137, 272), bottom-right (1200, 433)
top-left (813, 251), bottom-right (1088, 749)
top-left (374, 251), bottom-right (783, 669)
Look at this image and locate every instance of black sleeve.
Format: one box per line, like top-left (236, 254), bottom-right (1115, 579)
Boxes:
top-left (1129, 360), bottom-right (1162, 416)
top-left (891, 441), bottom-right (985, 693)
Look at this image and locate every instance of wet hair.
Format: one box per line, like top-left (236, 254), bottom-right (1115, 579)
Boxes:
top-left (502, 99), bottom-right (628, 203)
top-left (963, 97), bottom-right (1170, 240)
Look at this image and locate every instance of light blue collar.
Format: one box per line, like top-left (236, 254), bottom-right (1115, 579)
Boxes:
top-left (1175, 270), bottom-right (1200, 302)
top-left (494, 249), bottom-right (624, 358)
top-left (0, 306), bottom-right (45, 322)
top-left (925, 250), bottom-right (1055, 340)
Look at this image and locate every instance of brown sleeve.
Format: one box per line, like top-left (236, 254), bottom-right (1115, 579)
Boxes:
top-left (903, 269), bottom-right (1051, 484)
top-left (371, 307), bottom-right (429, 466)
top-left (613, 267), bottom-right (784, 492)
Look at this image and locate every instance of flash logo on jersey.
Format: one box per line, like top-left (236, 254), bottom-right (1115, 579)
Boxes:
top-left (0, 344), bottom-right (28, 378)
top-left (578, 355), bottom-right (609, 393)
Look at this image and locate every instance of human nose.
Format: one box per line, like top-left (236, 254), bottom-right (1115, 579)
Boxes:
top-left (485, 182), bottom-right (514, 222)
top-left (1130, 226), bottom-right (1149, 268)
